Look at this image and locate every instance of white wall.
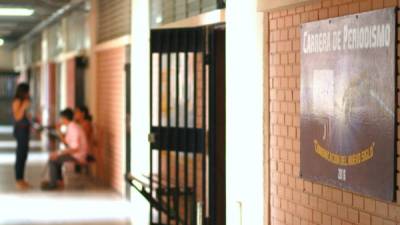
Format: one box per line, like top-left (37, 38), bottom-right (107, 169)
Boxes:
top-left (129, 1), bottom-right (266, 224)
top-left (226, 1), bottom-right (265, 225)
top-left (130, 0), bottom-right (151, 224)
top-left (0, 48), bottom-right (14, 71)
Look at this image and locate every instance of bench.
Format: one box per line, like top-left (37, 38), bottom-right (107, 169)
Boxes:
top-left (64, 154), bottom-right (96, 189)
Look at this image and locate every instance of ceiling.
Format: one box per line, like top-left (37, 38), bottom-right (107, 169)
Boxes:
top-left (0, 0), bottom-right (71, 43)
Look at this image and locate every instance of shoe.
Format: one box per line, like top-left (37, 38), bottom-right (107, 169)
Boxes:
top-left (21, 180), bottom-right (31, 188)
top-left (40, 181), bottom-right (58, 191)
top-left (56, 180), bottom-right (65, 190)
top-left (16, 180), bottom-right (30, 190)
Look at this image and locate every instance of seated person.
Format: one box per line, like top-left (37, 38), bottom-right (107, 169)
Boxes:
top-left (41, 108), bottom-right (88, 190)
top-left (74, 106), bottom-right (93, 147)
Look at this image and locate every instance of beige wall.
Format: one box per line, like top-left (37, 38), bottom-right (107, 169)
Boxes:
top-left (0, 48), bottom-right (14, 71)
top-left (265, 0), bottom-right (400, 225)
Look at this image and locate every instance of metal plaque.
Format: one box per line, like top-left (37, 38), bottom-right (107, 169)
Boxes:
top-left (300, 8), bottom-right (396, 201)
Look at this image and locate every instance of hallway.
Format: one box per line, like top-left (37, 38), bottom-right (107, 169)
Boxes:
top-left (0, 131), bottom-right (134, 225)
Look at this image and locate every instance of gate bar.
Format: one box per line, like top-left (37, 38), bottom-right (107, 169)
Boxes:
top-left (175, 30), bottom-right (181, 225)
top-left (192, 29), bottom-right (199, 225)
top-left (166, 30), bottom-right (172, 225)
top-left (184, 29), bottom-right (189, 225)
top-left (149, 33), bottom-right (156, 224)
top-left (201, 29), bottom-right (207, 225)
top-left (158, 35), bottom-right (163, 224)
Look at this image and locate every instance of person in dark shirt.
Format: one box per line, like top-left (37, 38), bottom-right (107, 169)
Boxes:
top-left (12, 83), bottom-right (31, 190)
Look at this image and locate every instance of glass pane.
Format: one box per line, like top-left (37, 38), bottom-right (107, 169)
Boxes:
top-left (187, 53), bottom-right (195, 128)
top-left (152, 53), bottom-right (159, 126)
top-left (161, 54), bottom-right (168, 127)
top-left (178, 53), bottom-right (185, 127)
top-left (170, 53), bottom-right (177, 127)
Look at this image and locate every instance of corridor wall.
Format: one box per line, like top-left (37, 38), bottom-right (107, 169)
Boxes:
top-left (265, 1), bottom-right (400, 225)
top-left (96, 46), bottom-right (126, 194)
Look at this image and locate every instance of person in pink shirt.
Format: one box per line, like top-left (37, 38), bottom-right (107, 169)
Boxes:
top-left (42, 108), bottom-right (88, 190)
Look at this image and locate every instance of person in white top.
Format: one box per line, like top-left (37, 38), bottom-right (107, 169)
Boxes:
top-left (42, 108), bottom-right (88, 190)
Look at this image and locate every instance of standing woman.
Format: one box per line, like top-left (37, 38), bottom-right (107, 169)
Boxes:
top-left (12, 83), bottom-right (31, 190)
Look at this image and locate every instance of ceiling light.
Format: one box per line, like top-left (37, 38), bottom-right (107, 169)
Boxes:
top-left (0, 8), bottom-right (34, 16)
top-left (0, 39), bottom-right (4, 46)
top-left (156, 16), bottom-right (163, 24)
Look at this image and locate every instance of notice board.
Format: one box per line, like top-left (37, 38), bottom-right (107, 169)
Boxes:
top-left (300, 8), bottom-right (396, 201)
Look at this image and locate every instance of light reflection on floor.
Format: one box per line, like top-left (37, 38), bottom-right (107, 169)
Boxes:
top-left (0, 150), bottom-right (134, 225)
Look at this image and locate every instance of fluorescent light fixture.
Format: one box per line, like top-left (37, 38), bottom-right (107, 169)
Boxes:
top-left (0, 8), bottom-right (34, 16)
top-left (0, 39), bottom-right (4, 46)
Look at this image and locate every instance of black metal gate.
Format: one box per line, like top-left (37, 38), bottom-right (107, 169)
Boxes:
top-left (149, 27), bottom-right (208, 225)
top-left (126, 25), bottom-right (225, 225)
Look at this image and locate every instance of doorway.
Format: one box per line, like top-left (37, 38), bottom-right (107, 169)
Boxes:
top-left (0, 72), bottom-right (18, 125)
top-left (129, 25), bottom-right (226, 225)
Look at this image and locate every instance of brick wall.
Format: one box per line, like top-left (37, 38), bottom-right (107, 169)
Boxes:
top-left (96, 47), bottom-right (126, 193)
top-left (267, 0), bottom-right (400, 225)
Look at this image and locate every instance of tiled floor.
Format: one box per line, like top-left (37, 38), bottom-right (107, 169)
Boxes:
top-left (0, 146), bottom-right (134, 224)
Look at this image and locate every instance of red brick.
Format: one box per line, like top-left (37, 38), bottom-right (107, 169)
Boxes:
top-left (296, 178), bottom-right (304, 190)
top-left (319, 8), bottom-right (329, 19)
top-left (313, 210), bottom-right (323, 224)
top-left (328, 6), bottom-right (339, 17)
top-left (322, 0), bottom-right (332, 7)
top-left (327, 202), bottom-right (338, 216)
top-left (348, 2), bottom-right (360, 14)
top-left (318, 198), bottom-right (328, 212)
top-left (332, 189), bottom-right (342, 203)
top-left (383, 219), bottom-right (396, 225)
top-left (277, 17), bottom-right (285, 29)
top-left (270, 19), bottom-right (278, 30)
top-left (342, 192), bottom-right (352, 206)
top-left (288, 8), bottom-right (296, 15)
top-left (365, 198), bottom-right (376, 213)
top-left (322, 214), bottom-right (332, 225)
top-left (305, 3), bottom-right (314, 11)
top-left (372, 216), bottom-right (384, 225)
top-left (372, 0), bottom-right (384, 9)
top-left (309, 10), bottom-right (319, 21)
top-left (310, 195), bottom-right (318, 208)
top-left (376, 201), bottom-right (388, 217)
top-left (313, 183), bottom-right (323, 196)
top-left (338, 205), bottom-right (347, 220)
top-left (293, 14), bottom-right (301, 26)
top-left (331, 0), bottom-right (341, 5)
top-left (360, 0), bottom-right (372, 12)
top-left (301, 12), bottom-right (309, 23)
top-left (388, 205), bottom-right (400, 221)
top-left (389, 0), bottom-right (399, 7)
top-left (285, 15), bottom-right (293, 27)
top-left (360, 212), bottom-right (371, 225)
top-left (332, 217), bottom-right (341, 225)
top-left (271, 11), bottom-right (281, 18)
top-left (338, 4), bottom-right (349, 16)
top-left (347, 208), bottom-right (359, 224)
top-left (322, 186), bottom-right (332, 200)
top-left (353, 194), bottom-right (364, 209)
top-left (304, 207), bottom-right (313, 221)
